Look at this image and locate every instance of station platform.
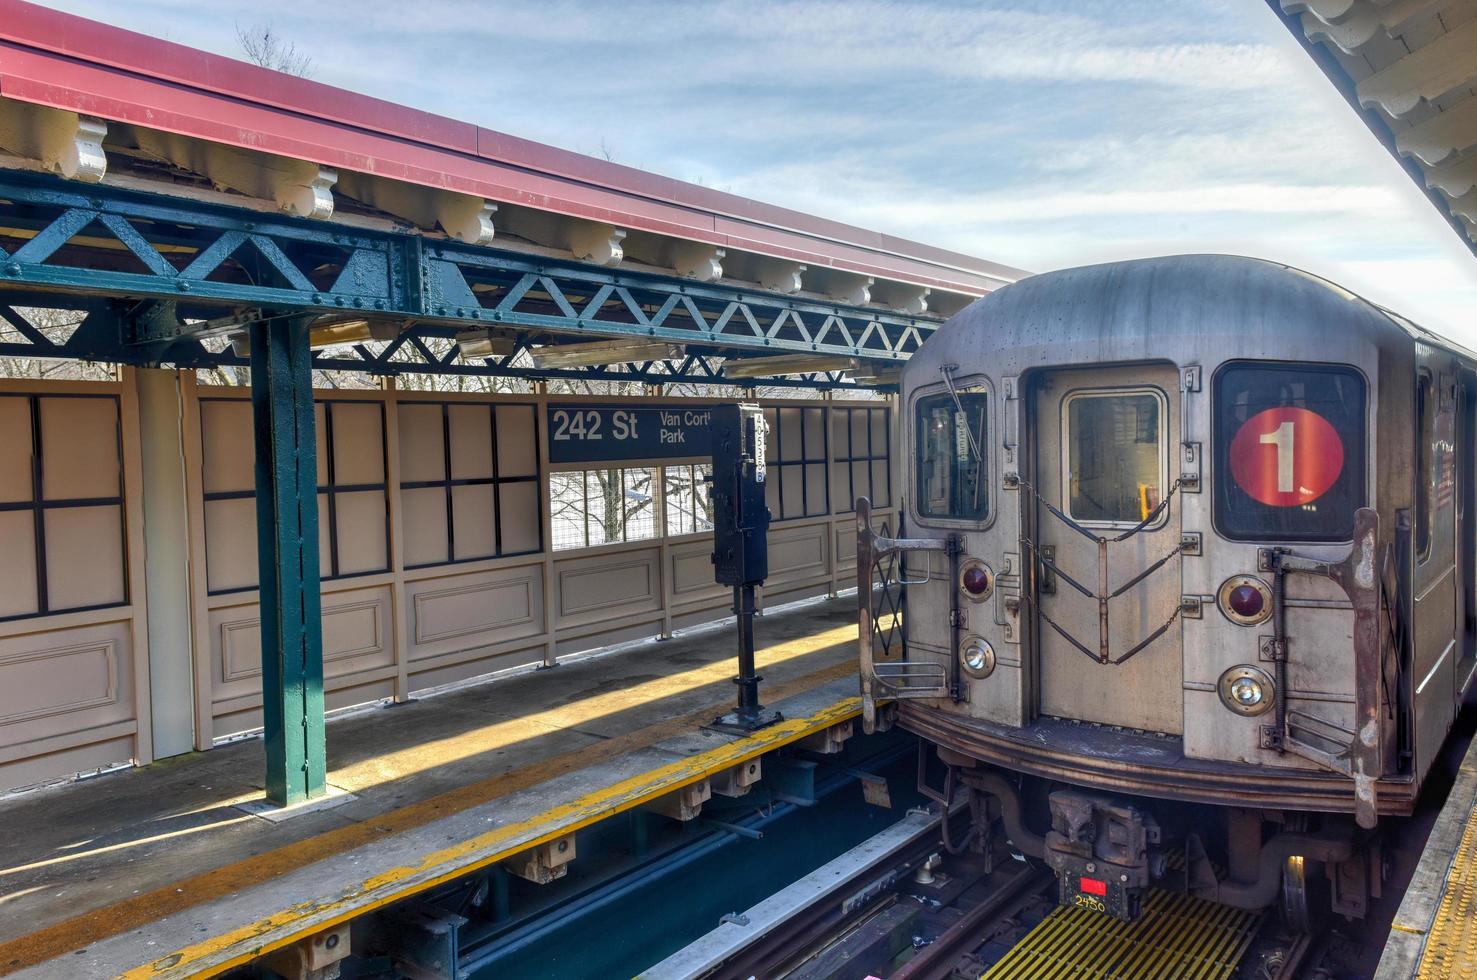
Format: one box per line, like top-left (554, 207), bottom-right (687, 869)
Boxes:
top-left (0, 596), bottom-right (863, 979)
top-left (1379, 722), bottom-right (1477, 979)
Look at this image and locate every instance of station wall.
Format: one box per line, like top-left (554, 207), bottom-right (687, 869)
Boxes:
top-left (0, 370), bottom-right (896, 792)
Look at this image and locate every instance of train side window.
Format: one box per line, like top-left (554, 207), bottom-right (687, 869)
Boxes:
top-left (915, 390), bottom-right (988, 521)
top-left (1212, 361), bottom-right (1365, 542)
top-left (1416, 372), bottom-right (1433, 558)
top-left (1063, 389), bottom-right (1165, 525)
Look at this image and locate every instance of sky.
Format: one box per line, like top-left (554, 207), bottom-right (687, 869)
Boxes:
top-left (35, 0), bottom-right (1477, 342)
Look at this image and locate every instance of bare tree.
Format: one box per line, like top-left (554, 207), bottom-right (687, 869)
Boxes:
top-left (234, 23), bottom-right (315, 78)
top-left (0, 306), bottom-right (116, 381)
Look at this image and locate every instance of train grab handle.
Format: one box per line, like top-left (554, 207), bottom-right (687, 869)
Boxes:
top-left (856, 497), bottom-right (957, 733)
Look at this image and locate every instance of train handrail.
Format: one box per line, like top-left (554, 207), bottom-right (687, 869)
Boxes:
top-left (1262, 507), bottom-right (1384, 829)
top-left (856, 497), bottom-right (955, 733)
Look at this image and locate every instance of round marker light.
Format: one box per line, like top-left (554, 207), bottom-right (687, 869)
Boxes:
top-left (1217, 575), bottom-right (1273, 627)
top-left (1230, 677), bottom-right (1264, 707)
top-left (958, 560), bottom-right (993, 603)
top-left (961, 636), bottom-right (996, 678)
top-left (1218, 665), bottom-right (1274, 717)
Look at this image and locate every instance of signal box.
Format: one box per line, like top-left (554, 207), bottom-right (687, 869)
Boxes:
top-left (710, 403), bottom-right (770, 587)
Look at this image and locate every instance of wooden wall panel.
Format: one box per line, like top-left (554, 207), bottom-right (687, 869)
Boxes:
top-left (0, 385), bottom-right (889, 777)
top-left (0, 617), bottom-right (136, 788)
top-left (555, 549), bottom-right (661, 624)
top-left (407, 564), bottom-right (544, 656)
top-left (208, 585), bottom-right (396, 737)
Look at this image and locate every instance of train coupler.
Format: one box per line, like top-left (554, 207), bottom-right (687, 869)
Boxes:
top-left (1044, 789), bottom-right (1164, 921)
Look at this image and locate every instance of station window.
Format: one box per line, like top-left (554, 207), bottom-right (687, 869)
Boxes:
top-left (831, 407), bottom-right (891, 513)
top-left (1064, 389), bottom-right (1165, 526)
top-left (915, 390), bottom-right (988, 521)
top-left (397, 402), bottom-right (541, 567)
top-left (202, 398), bottom-right (393, 592)
top-left (550, 468), bottom-right (656, 550)
top-left (0, 393), bottom-right (127, 621)
top-left (664, 463), bottom-right (714, 537)
top-left (1213, 361), bottom-right (1365, 542)
top-left (763, 406), bottom-right (828, 521)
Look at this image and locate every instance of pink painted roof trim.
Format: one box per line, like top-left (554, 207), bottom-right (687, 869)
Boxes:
top-left (0, 0), bottom-right (1026, 293)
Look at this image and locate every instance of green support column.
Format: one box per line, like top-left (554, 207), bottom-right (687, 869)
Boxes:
top-left (250, 315), bottom-right (327, 806)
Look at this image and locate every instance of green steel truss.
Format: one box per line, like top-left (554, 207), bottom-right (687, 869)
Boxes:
top-left (0, 172), bottom-right (943, 387)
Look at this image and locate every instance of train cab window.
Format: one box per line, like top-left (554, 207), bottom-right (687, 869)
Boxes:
top-left (916, 390), bottom-right (988, 521)
top-left (1063, 390), bottom-right (1165, 525)
top-left (1213, 361), bottom-right (1365, 542)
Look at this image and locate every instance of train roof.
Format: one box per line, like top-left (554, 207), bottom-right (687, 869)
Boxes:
top-left (908, 254), bottom-right (1476, 380)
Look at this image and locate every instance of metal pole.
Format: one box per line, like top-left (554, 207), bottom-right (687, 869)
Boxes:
top-left (251, 314), bottom-right (327, 806)
top-left (733, 584), bottom-right (761, 721)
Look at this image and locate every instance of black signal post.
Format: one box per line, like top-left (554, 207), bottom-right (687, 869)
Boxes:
top-left (708, 403), bottom-right (782, 732)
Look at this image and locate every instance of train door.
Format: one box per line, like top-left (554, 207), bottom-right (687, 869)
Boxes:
top-left (1031, 364), bottom-right (1184, 734)
top-left (1458, 379), bottom-right (1477, 697)
top-left (1413, 369), bottom-right (1459, 762)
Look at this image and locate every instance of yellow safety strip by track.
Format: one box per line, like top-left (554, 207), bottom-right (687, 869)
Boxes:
top-left (120, 692), bottom-right (865, 979)
top-left (981, 889), bottom-right (1262, 980)
top-left (1418, 801), bottom-right (1477, 978)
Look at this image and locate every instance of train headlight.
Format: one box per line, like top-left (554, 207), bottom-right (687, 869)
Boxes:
top-left (961, 636), bottom-right (996, 678)
top-left (1218, 665), bottom-right (1274, 717)
top-left (1217, 575), bottom-right (1272, 627)
top-left (959, 559), bottom-right (993, 602)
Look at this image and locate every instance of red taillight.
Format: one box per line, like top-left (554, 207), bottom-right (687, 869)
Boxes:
top-left (1227, 584), bottom-right (1265, 618)
top-left (962, 565), bottom-right (990, 596)
top-left (1080, 877), bottom-right (1107, 896)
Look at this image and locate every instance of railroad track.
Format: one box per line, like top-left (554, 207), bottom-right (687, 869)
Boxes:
top-left (644, 805), bottom-right (1325, 980)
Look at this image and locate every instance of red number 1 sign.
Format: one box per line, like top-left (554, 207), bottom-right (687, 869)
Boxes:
top-left (1228, 407), bottom-right (1345, 507)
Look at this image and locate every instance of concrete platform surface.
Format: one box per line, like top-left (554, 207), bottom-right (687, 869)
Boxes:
top-left (0, 596), bottom-right (861, 978)
top-left (1377, 724), bottom-right (1477, 980)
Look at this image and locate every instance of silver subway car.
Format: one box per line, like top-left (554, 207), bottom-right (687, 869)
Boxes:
top-left (857, 254), bottom-right (1473, 922)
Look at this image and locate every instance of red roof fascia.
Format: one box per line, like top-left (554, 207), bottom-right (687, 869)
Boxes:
top-left (0, 0), bottom-right (1024, 292)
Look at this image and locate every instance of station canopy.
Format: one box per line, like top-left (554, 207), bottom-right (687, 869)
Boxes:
top-left (1270, 0), bottom-right (1477, 257)
top-left (0, 2), bottom-right (1028, 390)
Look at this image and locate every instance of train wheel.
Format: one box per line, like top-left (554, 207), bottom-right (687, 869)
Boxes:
top-left (1280, 854), bottom-right (1332, 933)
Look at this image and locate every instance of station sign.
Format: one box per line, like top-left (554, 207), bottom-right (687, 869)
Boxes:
top-left (546, 404), bottom-right (714, 464)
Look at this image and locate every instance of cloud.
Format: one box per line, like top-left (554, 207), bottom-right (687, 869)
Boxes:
top-left (27, 0), bottom-right (1477, 342)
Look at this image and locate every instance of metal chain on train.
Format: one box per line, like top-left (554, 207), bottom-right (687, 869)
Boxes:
top-left (1016, 476), bottom-right (1188, 666)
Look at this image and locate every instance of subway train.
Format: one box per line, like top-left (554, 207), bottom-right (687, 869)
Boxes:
top-left (855, 254), bottom-right (1473, 923)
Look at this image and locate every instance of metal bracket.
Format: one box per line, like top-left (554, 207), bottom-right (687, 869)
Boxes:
top-left (121, 299), bottom-right (183, 345)
top-left (1180, 595), bottom-right (1203, 619)
top-left (1039, 544), bottom-right (1056, 594)
top-left (1258, 634), bottom-right (1279, 662)
top-left (1003, 373), bottom-right (1020, 477)
top-left (765, 756), bottom-right (819, 807)
top-left (376, 900), bottom-right (466, 980)
top-left (1180, 366), bottom-right (1202, 492)
top-left (1260, 725), bottom-right (1284, 750)
top-left (1179, 532), bottom-right (1201, 556)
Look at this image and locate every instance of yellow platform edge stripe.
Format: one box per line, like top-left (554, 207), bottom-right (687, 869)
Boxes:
top-left (1416, 798), bottom-right (1477, 979)
top-left (123, 696), bottom-right (864, 979)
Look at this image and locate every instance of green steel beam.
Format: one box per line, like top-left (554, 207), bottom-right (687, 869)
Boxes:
top-left (250, 314), bottom-right (327, 805)
top-left (0, 171), bottom-right (942, 367)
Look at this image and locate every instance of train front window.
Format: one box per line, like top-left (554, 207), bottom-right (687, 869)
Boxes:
top-left (916, 391), bottom-right (988, 521)
top-left (1063, 390), bottom-right (1166, 525)
top-left (1213, 361), bottom-right (1365, 542)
